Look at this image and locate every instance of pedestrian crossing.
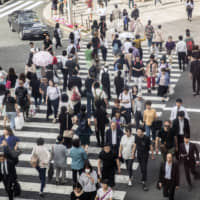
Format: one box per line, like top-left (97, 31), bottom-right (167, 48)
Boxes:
top-left (0, 0), bottom-right (44, 18)
top-left (0, 40), bottom-right (182, 200)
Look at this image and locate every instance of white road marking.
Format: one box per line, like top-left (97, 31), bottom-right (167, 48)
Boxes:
top-left (0, 1), bottom-right (22, 13)
top-left (24, 1), bottom-right (43, 10)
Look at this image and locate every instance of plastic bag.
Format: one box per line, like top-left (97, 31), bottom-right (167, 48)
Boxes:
top-left (29, 105), bottom-right (36, 117)
top-left (15, 113), bottom-right (24, 130)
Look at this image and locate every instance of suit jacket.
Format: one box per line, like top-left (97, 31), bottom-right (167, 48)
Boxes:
top-left (106, 128), bottom-right (123, 147)
top-left (0, 159), bottom-right (17, 183)
top-left (159, 162), bottom-right (179, 186)
top-left (172, 118), bottom-right (190, 138)
top-left (179, 142), bottom-right (199, 162)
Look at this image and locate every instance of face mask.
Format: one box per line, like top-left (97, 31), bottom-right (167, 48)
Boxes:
top-left (85, 169), bottom-right (90, 173)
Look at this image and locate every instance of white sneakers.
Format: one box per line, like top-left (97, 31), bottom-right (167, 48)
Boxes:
top-left (128, 180), bottom-right (132, 186)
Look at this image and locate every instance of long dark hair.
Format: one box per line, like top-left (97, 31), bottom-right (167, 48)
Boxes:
top-left (8, 68), bottom-right (16, 78)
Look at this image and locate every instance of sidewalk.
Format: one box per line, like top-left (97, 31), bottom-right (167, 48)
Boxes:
top-left (42, 0), bottom-right (185, 38)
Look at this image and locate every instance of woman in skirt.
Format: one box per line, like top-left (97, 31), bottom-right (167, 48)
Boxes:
top-left (157, 68), bottom-right (170, 102)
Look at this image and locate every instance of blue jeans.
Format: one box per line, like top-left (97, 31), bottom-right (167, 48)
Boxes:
top-left (145, 124), bottom-right (156, 140)
top-left (129, 0), bottom-right (134, 8)
top-left (36, 167), bottom-right (46, 193)
top-left (7, 112), bottom-right (16, 130)
top-left (86, 92), bottom-right (93, 118)
top-left (147, 38), bottom-right (153, 48)
top-left (50, 98), bottom-right (59, 118)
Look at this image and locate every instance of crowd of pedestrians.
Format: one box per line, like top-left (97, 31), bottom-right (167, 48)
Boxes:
top-left (0, 0), bottom-right (200, 200)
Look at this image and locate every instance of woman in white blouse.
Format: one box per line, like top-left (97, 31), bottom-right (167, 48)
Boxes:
top-left (46, 80), bottom-right (61, 123)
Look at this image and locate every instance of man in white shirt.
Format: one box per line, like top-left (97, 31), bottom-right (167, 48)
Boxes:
top-left (98, 3), bottom-right (107, 21)
top-left (176, 35), bottom-right (187, 71)
top-left (170, 98), bottom-right (189, 121)
top-left (123, 38), bottom-right (132, 54)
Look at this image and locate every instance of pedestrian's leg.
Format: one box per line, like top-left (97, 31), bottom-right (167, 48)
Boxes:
top-left (56, 167), bottom-right (60, 182)
top-left (184, 163), bottom-right (192, 186)
top-left (145, 125), bottom-right (151, 137)
top-left (86, 93), bottom-right (92, 117)
top-left (192, 76), bottom-right (196, 93)
top-left (152, 77), bottom-right (156, 88)
top-left (96, 129), bottom-right (100, 146)
top-left (147, 77), bottom-right (151, 90)
top-left (178, 53), bottom-right (182, 70)
top-left (10, 112), bottom-right (16, 130)
top-left (72, 169), bottom-right (77, 183)
top-left (139, 77), bottom-right (143, 91)
top-left (182, 53), bottom-right (186, 71)
top-left (168, 184), bottom-right (175, 200)
top-left (100, 126), bottom-right (105, 146)
top-left (61, 168), bottom-right (66, 183)
top-left (40, 168), bottom-right (46, 192)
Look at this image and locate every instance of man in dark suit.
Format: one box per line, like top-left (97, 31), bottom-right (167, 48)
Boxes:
top-left (158, 153), bottom-right (179, 200)
top-left (0, 148), bottom-right (17, 200)
top-left (106, 121), bottom-right (123, 157)
top-left (180, 136), bottom-right (200, 191)
top-left (172, 111), bottom-right (190, 159)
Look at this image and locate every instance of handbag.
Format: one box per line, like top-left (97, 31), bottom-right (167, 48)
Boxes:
top-left (15, 113), bottom-right (24, 130)
top-left (30, 154), bottom-right (39, 168)
top-left (63, 113), bottom-right (74, 138)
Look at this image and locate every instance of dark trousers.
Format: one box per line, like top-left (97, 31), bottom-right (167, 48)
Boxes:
top-left (187, 9), bottom-right (193, 20)
top-left (102, 167), bottom-right (115, 187)
top-left (125, 159), bottom-right (133, 178)
top-left (184, 160), bottom-right (199, 186)
top-left (62, 69), bottom-right (68, 91)
top-left (163, 179), bottom-right (175, 200)
top-left (3, 178), bottom-right (13, 200)
top-left (176, 135), bottom-right (184, 160)
top-left (103, 85), bottom-right (111, 100)
top-left (55, 37), bottom-right (62, 48)
top-left (138, 155), bottom-right (148, 182)
top-left (192, 76), bottom-right (200, 94)
top-left (86, 92), bottom-right (93, 117)
top-left (50, 98), bottom-right (59, 118)
top-left (138, 47), bottom-right (143, 60)
top-left (101, 46), bottom-right (107, 61)
top-left (96, 125), bottom-right (105, 146)
top-left (178, 52), bottom-right (186, 71)
top-left (34, 96), bottom-right (42, 107)
top-left (85, 191), bottom-right (97, 200)
top-left (74, 102), bottom-right (81, 115)
top-left (124, 108), bottom-right (132, 124)
top-left (72, 169), bottom-right (82, 183)
top-left (124, 23), bottom-right (129, 31)
top-left (135, 111), bottom-right (143, 130)
top-left (36, 167), bottom-right (46, 193)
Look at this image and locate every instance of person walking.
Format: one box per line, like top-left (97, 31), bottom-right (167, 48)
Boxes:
top-left (143, 100), bottom-right (157, 141)
top-left (51, 136), bottom-right (68, 185)
top-left (165, 36), bottom-right (176, 64)
top-left (74, 105), bottom-right (93, 152)
top-left (155, 120), bottom-right (178, 161)
top-left (180, 136), bottom-right (200, 191)
top-left (79, 161), bottom-right (98, 200)
top-left (131, 4), bottom-right (139, 20)
top-left (111, 4), bottom-right (121, 31)
top-left (114, 71), bottom-right (124, 98)
top-left (54, 23), bottom-right (62, 49)
top-left (112, 34), bottom-right (122, 60)
top-left (95, 179), bottom-right (113, 200)
top-left (31, 138), bottom-right (51, 197)
top-left (146, 54), bottom-right (158, 93)
top-left (98, 143), bottom-right (120, 187)
top-left (119, 127), bottom-right (135, 186)
top-left (186, 0), bottom-right (194, 22)
top-left (132, 127), bottom-right (154, 191)
top-left (69, 138), bottom-right (88, 183)
top-left (133, 93), bottom-right (144, 130)
top-left (131, 56), bottom-right (144, 92)
top-left (170, 98), bottom-right (189, 121)
top-left (99, 19), bottom-right (107, 38)
top-left (157, 68), bottom-right (170, 102)
top-left (100, 35), bottom-right (108, 63)
top-left (190, 58), bottom-right (200, 96)
top-left (145, 20), bottom-right (154, 50)
top-left (158, 153), bottom-right (179, 200)
top-left (0, 147), bottom-right (17, 200)
top-left (46, 80), bottom-right (61, 123)
top-left (154, 25), bottom-right (164, 51)
top-left (176, 35), bottom-right (187, 72)
top-left (2, 91), bottom-right (19, 130)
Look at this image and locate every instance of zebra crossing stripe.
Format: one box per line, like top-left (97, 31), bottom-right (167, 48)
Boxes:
top-left (0, 1), bottom-right (23, 13)
top-left (24, 1), bottom-right (43, 10)
top-left (0, 1), bottom-right (33, 18)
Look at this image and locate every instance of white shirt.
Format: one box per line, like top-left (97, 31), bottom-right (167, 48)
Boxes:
top-left (170, 105), bottom-right (189, 121)
top-left (74, 29), bottom-right (81, 41)
top-left (120, 135), bottom-right (135, 160)
top-left (98, 7), bottom-right (106, 17)
top-left (165, 162), bottom-right (172, 180)
top-left (119, 92), bottom-right (132, 109)
top-left (123, 41), bottom-right (132, 54)
top-left (92, 88), bottom-right (107, 99)
top-left (185, 143), bottom-right (189, 154)
top-left (47, 86), bottom-right (61, 101)
top-left (179, 119), bottom-right (184, 135)
top-left (97, 188), bottom-right (113, 200)
top-left (176, 41), bottom-right (187, 53)
top-left (111, 129), bottom-right (117, 145)
top-left (59, 56), bottom-right (68, 69)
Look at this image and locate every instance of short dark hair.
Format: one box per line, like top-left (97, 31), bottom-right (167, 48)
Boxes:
top-left (62, 50), bottom-right (67, 56)
top-left (73, 182), bottom-right (82, 190)
top-left (72, 139), bottom-right (80, 148)
top-left (176, 98), bottom-right (182, 103)
top-left (125, 127), bottom-right (131, 133)
top-left (178, 111), bottom-right (185, 117)
top-left (100, 179), bottom-right (109, 185)
top-left (179, 35), bottom-right (183, 41)
top-left (87, 43), bottom-right (91, 49)
top-left (145, 100), bottom-right (152, 106)
top-left (61, 93), bottom-right (68, 102)
top-left (128, 48), bottom-right (133, 53)
top-left (137, 126), bottom-right (145, 132)
top-left (37, 138), bottom-right (44, 146)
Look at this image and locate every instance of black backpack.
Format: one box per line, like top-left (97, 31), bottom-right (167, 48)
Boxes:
top-left (101, 69), bottom-right (110, 86)
top-left (54, 29), bottom-right (58, 38)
